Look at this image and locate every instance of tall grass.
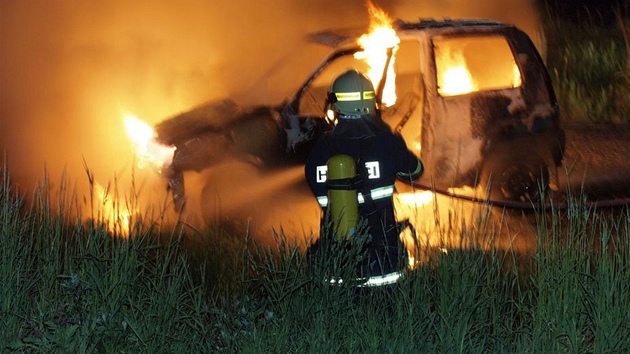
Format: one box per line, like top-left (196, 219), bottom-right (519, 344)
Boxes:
top-left (530, 195), bottom-right (630, 353)
top-left (0, 166), bottom-right (225, 352)
top-left (2, 164), bottom-right (628, 353)
top-left (238, 196), bottom-right (629, 353)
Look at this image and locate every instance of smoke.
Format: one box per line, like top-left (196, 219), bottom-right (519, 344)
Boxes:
top-left (0, 0), bottom-right (542, 231)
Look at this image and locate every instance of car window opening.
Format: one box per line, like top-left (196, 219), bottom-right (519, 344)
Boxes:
top-left (434, 35), bottom-right (522, 97)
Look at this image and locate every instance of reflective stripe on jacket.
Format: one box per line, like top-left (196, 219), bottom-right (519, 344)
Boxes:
top-left (316, 184), bottom-right (395, 208)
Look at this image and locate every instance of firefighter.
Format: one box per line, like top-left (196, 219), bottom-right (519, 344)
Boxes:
top-left (304, 69), bottom-right (423, 286)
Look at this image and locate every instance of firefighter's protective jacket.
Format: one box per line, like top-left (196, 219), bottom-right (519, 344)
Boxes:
top-left (305, 117), bottom-right (423, 278)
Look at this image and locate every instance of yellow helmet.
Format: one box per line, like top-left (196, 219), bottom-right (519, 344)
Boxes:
top-left (329, 69), bottom-right (376, 118)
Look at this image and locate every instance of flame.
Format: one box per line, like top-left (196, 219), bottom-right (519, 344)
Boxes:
top-left (395, 186), bottom-right (481, 267)
top-left (439, 56), bottom-right (521, 96)
top-left (355, 1), bottom-right (400, 107)
top-left (395, 190), bottom-right (434, 269)
top-left (396, 190), bottom-right (434, 208)
top-left (88, 114), bottom-right (173, 237)
top-left (124, 114), bottom-right (175, 172)
top-left (436, 36), bottom-right (523, 96)
top-left (93, 182), bottom-right (135, 237)
top-left (438, 52), bottom-right (477, 96)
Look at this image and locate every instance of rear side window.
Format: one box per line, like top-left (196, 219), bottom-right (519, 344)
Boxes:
top-left (433, 35), bottom-right (521, 97)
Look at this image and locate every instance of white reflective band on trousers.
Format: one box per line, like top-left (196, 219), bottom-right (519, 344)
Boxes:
top-left (328, 270), bottom-right (403, 287)
top-left (358, 271), bottom-right (404, 287)
top-left (316, 184), bottom-right (395, 208)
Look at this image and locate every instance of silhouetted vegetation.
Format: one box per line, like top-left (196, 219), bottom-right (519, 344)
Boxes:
top-left (543, 0), bottom-right (630, 123)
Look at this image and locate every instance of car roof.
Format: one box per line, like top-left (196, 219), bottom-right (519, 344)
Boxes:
top-left (308, 18), bottom-right (514, 48)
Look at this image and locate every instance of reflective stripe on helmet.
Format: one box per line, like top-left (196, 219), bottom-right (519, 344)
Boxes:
top-left (334, 90), bottom-right (375, 102)
top-left (363, 90), bottom-right (375, 99)
top-left (335, 92), bottom-right (361, 101)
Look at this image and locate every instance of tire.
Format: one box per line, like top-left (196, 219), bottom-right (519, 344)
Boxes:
top-left (480, 151), bottom-right (549, 204)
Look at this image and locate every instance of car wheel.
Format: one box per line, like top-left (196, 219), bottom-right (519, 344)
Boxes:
top-left (480, 151), bottom-right (549, 204)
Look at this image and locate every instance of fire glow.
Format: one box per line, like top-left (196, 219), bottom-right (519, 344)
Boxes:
top-left (355, 1), bottom-right (400, 107)
top-left (124, 114), bottom-right (175, 172)
top-left (439, 52), bottom-right (477, 96)
top-left (88, 114), bottom-right (176, 236)
top-left (93, 181), bottom-right (135, 237)
top-left (436, 36), bottom-right (523, 97)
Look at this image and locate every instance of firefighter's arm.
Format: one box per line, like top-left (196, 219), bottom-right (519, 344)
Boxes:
top-left (392, 134), bottom-right (424, 180)
top-left (397, 159), bottom-right (423, 180)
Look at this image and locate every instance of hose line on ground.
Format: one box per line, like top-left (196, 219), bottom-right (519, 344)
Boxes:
top-left (400, 178), bottom-right (630, 210)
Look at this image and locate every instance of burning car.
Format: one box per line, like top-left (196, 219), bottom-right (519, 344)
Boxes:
top-left (153, 17), bottom-right (565, 209)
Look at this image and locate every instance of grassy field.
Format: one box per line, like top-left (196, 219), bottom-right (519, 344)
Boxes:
top-left (3, 14), bottom-right (630, 354)
top-left (1, 167), bottom-right (629, 353)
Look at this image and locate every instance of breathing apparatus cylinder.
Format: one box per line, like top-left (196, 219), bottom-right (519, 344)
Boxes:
top-left (326, 154), bottom-right (359, 240)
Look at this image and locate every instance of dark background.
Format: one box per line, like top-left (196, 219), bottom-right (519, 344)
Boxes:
top-left (542, 0), bottom-right (629, 25)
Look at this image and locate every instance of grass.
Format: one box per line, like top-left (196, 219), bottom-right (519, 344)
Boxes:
top-left (1, 171), bottom-right (216, 352)
top-left (1, 163), bottom-right (629, 353)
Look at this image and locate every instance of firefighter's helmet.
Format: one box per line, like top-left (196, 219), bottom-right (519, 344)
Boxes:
top-left (329, 69), bottom-right (376, 118)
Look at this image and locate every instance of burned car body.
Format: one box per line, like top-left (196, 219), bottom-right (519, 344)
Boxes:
top-left (154, 18), bottom-right (564, 208)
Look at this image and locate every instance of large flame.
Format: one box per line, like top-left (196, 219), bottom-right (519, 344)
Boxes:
top-left (436, 36), bottom-right (523, 97)
top-left (439, 57), bottom-right (521, 97)
top-left (355, 1), bottom-right (400, 107)
top-left (438, 51), bottom-right (477, 97)
top-left (124, 114), bottom-right (175, 172)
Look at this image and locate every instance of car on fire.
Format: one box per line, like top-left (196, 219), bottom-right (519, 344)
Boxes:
top-left (153, 18), bottom-right (565, 209)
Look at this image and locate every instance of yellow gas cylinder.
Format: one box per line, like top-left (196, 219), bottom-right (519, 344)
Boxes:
top-left (326, 154), bottom-right (359, 239)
